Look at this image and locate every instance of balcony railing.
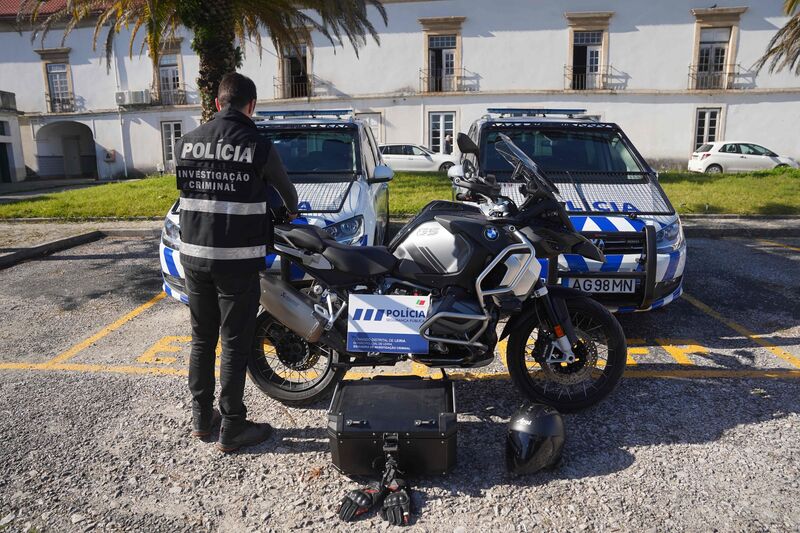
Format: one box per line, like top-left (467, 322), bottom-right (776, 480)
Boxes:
top-left (688, 64), bottom-right (754, 90)
top-left (155, 87), bottom-right (187, 105)
top-left (274, 75), bottom-right (313, 99)
top-left (419, 68), bottom-right (478, 93)
top-left (564, 65), bottom-right (610, 90)
top-left (47, 94), bottom-right (75, 113)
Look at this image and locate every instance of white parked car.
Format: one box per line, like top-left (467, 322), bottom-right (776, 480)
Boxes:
top-left (688, 142), bottom-right (799, 173)
top-left (379, 143), bottom-right (458, 173)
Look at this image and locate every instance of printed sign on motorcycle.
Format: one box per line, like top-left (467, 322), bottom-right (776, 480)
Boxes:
top-left (347, 295), bottom-right (430, 354)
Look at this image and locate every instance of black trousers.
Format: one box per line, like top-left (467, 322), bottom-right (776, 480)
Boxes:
top-left (184, 268), bottom-right (260, 426)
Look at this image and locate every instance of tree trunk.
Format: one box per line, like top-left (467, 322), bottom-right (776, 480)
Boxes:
top-left (181, 0), bottom-right (238, 122)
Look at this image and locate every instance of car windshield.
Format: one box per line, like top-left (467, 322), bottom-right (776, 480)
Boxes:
top-left (260, 128), bottom-right (359, 177)
top-left (482, 127), bottom-right (643, 179)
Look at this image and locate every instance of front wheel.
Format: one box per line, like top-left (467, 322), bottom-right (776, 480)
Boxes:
top-left (506, 296), bottom-right (626, 412)
top-left (247, 312), bottom-right (346, 406)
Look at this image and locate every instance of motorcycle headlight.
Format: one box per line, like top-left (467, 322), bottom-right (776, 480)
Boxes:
top-left (655, 220), bottom-right (684, 253)
top-left (324, 216), bottom-right (364, 244)
top-left (162, 216), bottom-right (181, 250)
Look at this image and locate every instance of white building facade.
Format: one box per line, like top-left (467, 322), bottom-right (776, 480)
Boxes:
top-left (1, 0), bottom-right (798, 179)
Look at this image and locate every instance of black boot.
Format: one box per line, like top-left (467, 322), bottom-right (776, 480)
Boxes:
top-left (217, 420), bottom-right (273, 453)
top-left (192, 407), bottom-right (221, 438)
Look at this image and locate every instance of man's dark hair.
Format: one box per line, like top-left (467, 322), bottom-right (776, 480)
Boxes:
top-left (217, 73), bottom-right (257, 110)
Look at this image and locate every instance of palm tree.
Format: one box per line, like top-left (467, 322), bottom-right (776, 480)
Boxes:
top-left (20, 0), bottom-right (387, 121)
top-left (756, 0), bottom-right (800, 75)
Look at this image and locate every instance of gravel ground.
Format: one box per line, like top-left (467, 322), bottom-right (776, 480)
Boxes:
top-left (0, 236), bottom-right (798, 532)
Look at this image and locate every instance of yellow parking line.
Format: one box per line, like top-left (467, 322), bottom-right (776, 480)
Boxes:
top-left (683, 293), bottom-right (800, 369)
top-left (1, 362), bottom-right (799, 380)
top-left (655, 339), bottom-right (707, 366)
top-left (0, 362), bottom-right (43, 370)
top-left (758, 239), bottom-right (800, 253)
top-left (43, 292), bottom-right (166, 367)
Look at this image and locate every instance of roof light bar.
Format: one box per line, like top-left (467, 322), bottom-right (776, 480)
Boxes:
top-left (256, 109), bottom-right (353, 119)
top-left (486, 108), bottom-right (588, 118)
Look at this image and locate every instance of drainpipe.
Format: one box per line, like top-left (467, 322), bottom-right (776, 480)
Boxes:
top-left (111, 37), bottom-right (128, 179)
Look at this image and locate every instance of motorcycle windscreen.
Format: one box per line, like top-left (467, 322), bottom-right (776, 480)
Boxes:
top-left (347, 294), bottom-right (431, 354)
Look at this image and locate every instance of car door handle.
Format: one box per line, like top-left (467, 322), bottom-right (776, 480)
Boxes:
top-left (740, 156), bottom-right (746, 158)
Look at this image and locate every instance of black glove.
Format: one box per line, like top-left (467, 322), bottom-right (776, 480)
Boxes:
top-left (381, 479), bottom-right (412, 526)
top-left (338, 482), bottom-right (385, 522)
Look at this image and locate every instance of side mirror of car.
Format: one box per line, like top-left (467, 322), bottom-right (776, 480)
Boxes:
top-left (368, 165), bottom-right (394, 184)
top-left (457, 133), bottom-right (479, 156)
top-left (447, 164), bottom-right (465, 181)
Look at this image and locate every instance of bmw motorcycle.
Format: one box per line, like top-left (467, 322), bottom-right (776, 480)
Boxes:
top-left (248, 133), bottom-right (627, 411)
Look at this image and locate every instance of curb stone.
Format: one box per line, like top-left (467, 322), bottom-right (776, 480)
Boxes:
top-left (0, 229), bottom-right (159, 270)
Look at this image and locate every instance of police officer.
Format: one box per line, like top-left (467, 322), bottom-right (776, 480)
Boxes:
top-left (175, 72), bottom-right (298, 452)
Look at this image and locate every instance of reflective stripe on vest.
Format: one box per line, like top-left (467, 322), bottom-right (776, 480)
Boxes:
top-left (180, 242), bottom-right (266, 260)
top-left (179, 197), bottom-right (267, 215)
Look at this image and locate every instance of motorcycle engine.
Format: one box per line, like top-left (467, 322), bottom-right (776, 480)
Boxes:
top-left (426, 286), bottom-right (497, 355)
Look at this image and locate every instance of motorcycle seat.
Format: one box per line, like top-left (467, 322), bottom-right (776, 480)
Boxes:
top-left (277, 225), bottom-right (330, 253)
top-left (276, 224), bottom-right (397, 276)
top-left (323, 242), bottom-right (398, 276)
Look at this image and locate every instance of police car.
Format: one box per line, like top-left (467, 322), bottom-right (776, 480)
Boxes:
top-left (455, 108), bottom-right (686, 312)
top-left (160, 110), bottom-right (392, 303)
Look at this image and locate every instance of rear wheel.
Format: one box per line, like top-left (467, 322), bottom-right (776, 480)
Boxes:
top-left (439, 162), bottom-right (454, 173)
top-left (705, 164), bottom-right (723, 174)
top-left (506, 296), bottom-right (627, 412)
top-left (247, 312), bottom-right (346, 406)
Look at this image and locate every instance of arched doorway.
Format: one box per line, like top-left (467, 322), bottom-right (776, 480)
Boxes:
top-left (34, 121), bottom-right (97, 178)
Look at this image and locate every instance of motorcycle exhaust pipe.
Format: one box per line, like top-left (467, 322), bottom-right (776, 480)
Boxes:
top-left (259, 274), bottom-right (326, 343)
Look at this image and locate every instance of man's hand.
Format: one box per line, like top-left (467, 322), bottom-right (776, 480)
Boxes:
top-left (287, 211), bottom-right (299, 221)
top-left (381, 479), bottom-right (411, 526)
top-left (338, 483), bottom-right (385, 522)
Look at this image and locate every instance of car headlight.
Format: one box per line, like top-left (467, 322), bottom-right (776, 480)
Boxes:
top-left (324, 216), bottom-right (364, 244)
top-left (162, 217), bottom-right (181, 250)
top-left (655, 220), bottom-right (684, 253)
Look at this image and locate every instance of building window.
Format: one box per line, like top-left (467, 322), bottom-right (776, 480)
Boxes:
top-left (161, 121), bottom-right (182, 171)
top-left (695, 108), bottom-right (721, 149)
top-left (427, 34), bottom-right (457, 92)
top-left (571, 31), bottom-right (603, 90)
top-left (158, 54), bottom-right (185, 105)
top-left (689, 7), bottom-right (747, 90)
top-left (429, 112), bottom-right (455, 154)
top-left (419, 17), bottom-right (466, 93)
top-left (46, 63), bottom-right (73, 112)
top-left (564, 12), bottom-right (613, 91)
top-left (36, 48), bottom-right (74, 113)
top-left (277, 44), bottom-right (311, 99)
top-left (0, 121), bottom-right (8, 136)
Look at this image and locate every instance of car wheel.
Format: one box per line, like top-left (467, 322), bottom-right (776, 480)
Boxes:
top-left (775, 164), bottom-right (788, 169)
top-left (439, 162), bottom-right (454, 173)
top-left (705, 164), bottom-right (723, 174)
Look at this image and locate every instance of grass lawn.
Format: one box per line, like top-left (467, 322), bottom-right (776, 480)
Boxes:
top-left (0, 168), bottom-right (797, 219)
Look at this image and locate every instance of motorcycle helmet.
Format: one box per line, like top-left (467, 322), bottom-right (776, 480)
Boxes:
top-left (505, 403), bottom-right (565, 475)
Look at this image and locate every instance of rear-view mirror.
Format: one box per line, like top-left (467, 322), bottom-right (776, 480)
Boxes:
top-left (457, 133), bottom-right (479, 156)
top-left (368, 165), bottom-right (394, 184)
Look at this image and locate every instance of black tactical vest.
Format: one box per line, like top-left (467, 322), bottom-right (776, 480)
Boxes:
top-left (175, 107), bottom-right (271, 273)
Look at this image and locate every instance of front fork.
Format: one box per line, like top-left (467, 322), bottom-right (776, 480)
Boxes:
top-left (532, 279), bottom-right (579, 364)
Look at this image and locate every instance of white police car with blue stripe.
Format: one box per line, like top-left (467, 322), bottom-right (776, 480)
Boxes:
top-left (456, 108), bottom-right (686, 312)
top-left (160, 110), bottom-right (392, 303)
